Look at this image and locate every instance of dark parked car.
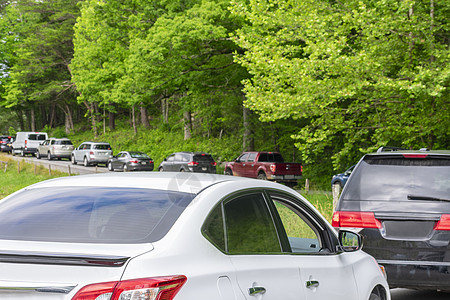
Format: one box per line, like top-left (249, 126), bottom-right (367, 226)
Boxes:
top-left (159, 152), bottom-right (216, 173)
top-left (107, 151), bottom-right (154, 172)
top-left (0, 136), bottom-right (14, 153)
top-left (333, 146), bottom-right (450, 291)
top-left (331, 165), bottom-right (355, 188)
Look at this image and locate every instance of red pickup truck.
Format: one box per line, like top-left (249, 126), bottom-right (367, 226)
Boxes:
top-left (224, 151), bottom-right (302, 186)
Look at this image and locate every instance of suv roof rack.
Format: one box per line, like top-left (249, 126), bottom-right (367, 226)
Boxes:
top-left (376, 146), bottom-right (408, 153)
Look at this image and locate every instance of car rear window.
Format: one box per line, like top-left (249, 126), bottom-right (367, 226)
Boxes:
top-left (258, 153), bottom-right (284, 163)
top-left (130, 152), bottom-right (150, 159)
top-left (93, 144), bottom-right (111, 150)
top-left (28, 134), bottom-right (47, 141)
top-left (193, 154), bottom-right (214, 162)
top-left (0, 187), bottom-right (195, 244)
top-left (342, 156), bottom-right (450, 201)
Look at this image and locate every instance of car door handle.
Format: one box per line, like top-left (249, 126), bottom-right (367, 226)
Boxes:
top-left (248, 286), bottom-right (266, 295)
top-left (306, 280), bottom-right (319, 288)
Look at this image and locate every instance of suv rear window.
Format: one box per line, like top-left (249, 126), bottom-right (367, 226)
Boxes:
top-left (55, 140), bottom-right (73, 145)
top-left (193, 154), bottom-right (214, 162)
top-left (0, 187), bottom-right (195, 244)
top-left (342, 156), bottom-right (450, 201)
top-left (93, 144), bottom-right (111, 150)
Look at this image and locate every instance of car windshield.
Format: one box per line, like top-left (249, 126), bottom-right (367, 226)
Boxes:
top-left (342, 156), bottom-right (450, 201)
top-left (93, 144), bottom-right (111, 150)
top-left (130, 152), bottom-right (150, 159)
top-left (0, 187), bottom-right (195, 244)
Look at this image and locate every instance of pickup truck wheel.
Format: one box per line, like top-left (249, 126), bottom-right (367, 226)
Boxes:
top-left (224, 169), bottom-right (233, 176)
top-left (257, 172), bottom-right (267, 180)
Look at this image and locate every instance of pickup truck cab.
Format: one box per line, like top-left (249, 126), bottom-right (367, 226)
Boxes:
top-left (224, 151), bottom-right (302, 187)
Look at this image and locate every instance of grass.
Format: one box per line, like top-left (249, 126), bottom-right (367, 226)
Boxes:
top-left (0, 153), bottom-right (68, 199)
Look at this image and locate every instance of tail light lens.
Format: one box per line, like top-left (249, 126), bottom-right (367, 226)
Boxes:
top-left (90, 151), bottom-right (94, 155)
top-left (211, 162), bottom-right (217, 166)
top-left (434, 214), bottom-right (450, 231)
top-left (130, 160), bottom-right (139, 164)
top-left (72, 275), bottom-right (187, 300)
top-left (270, 164), bottom-right (276, 173)
top-left (332, 211), bottom-right (382, 229)
top-left (188, 161), bottom-right (198, 166)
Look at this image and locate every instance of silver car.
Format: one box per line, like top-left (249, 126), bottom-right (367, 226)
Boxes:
top-left (71, 141), bottom-right (112, 167)
top-left (36, 138), bottom-right (74, 160)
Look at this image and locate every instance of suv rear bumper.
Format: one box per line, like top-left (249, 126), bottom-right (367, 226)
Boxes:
top-left (379, 260), bottom-right (450, 290)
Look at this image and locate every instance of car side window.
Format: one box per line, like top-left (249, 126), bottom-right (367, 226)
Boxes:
top-left (271, 198), bottom-right (322, 253)
top-left (167, 155), bottom-right (175, 162)
top-left (247, 153), bottom-right (257, 162)
top-left (174, 153), bottom-right (183, 161)
top-left (237, 153), bottom-right (248, 162)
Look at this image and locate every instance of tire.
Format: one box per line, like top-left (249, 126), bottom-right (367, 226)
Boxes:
top-left (369, 286), bottom-right (384, 300)
top-left (36, 151), bottom-right (41, 159)
top-left (20, 149), bottom-right (25, 157)
top-left (108, 161), bottom-right (114, 171)
top-left (369, 292), bottom-right (381, 300)
top-left (71, 155), bottom-right (77, 165)
top-left (123, 164), bottom-right (128, 172)
top-left (257, 172), bottom-right (267, 180)
top-left (47, 152), bottom-right (52, 160)
top-left (159, 167), bottom-right (164, 172)
top-left (83, 156), bottom-right (89, 167)
top-left (224, 169), bottom-right (233, 176)
top-left (12, 150), bottom-right (16, 156)
top-left (180, 168), bottom-right (185, 172)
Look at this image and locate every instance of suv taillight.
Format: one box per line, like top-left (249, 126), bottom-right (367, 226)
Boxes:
top-left (188, 161), bottom-right (198, 166)
top-left (270, 164), bottom-right (276, 172)
top-left (434, 214), bottom-right (450, 231)
top-left (72, 275), bottom-right (187, 300)
top-left (332, 211), bottom-right (382, 229)
top-left (211, 162), bottom-right (217, 166)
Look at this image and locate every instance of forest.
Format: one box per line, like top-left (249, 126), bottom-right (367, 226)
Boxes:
top-left (0, 0), bottom-right (448, 186)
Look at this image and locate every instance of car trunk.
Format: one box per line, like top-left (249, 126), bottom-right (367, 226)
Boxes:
top-left (0, 240), bottom-right (153, 299)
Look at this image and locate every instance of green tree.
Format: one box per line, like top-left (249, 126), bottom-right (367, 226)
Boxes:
top-left (232, 0), bottom-right (450, 180)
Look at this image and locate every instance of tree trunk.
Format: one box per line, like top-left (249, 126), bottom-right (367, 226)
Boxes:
top-left (30, 108), bottom-right (36, 132)
top-left (109, 111), bottom-right (115, 130)
top-left (131, 105), bottom-right (137, 135)
top-left (184, 110), bottom-right (192, 140)
top-left (161, 98), bottom-right (169, 124)
top-left (140, 105), bottom-right (150, 128)
top-left (243, 105), bottom-right (254, 151)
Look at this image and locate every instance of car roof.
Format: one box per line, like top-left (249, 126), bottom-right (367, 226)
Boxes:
top-left (22, 172), bottom-right (254, 195)
top-left (369, 147), bottom-right (450, 157)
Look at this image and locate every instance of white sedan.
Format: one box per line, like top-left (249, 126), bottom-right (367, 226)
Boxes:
top-left (0, 173), bottom-right (390, 300)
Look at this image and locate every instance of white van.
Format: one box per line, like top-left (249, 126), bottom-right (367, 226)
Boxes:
top-left (11, 132), bottom-right (48, 157)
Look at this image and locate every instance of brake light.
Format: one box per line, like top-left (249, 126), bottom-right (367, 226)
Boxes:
top-left (434, 214), bottom-right (450, 231)
top-left (270, 164), bottom-right (276, 172)
top-left (90, 151), bottom-right (94, 155)
top-left (211, 162), bottom-right (217, 166)
top-left (402, 154), bottom-right (428, 158)
top-left (188, 161), bottom-right (198, 166)
top-left (72, 276), bottom-right (187, 300)
top-left (130, 160), bottom-right (139, 163)
top-left (332, 211), bottom-right (382, 229)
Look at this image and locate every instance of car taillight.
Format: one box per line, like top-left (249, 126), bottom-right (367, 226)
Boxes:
top-left (188, 161), bottom-right (198, 166)
top-left (72, 276), bottom-right (187, 300)
top-left (211, 162), bottom-right (217, 166)
top-left (130, 160), bottom-right (139, 163)
top-left (90, 151), bottom-right (94, 155)
top-left (434, 214), bottom-right (450, 231)
top-left (270, 164), bottom-right (276, 172)
top-left (332, 211), bottom-right (382, 229)
top-left (402, 154), bottom-right (428, 158)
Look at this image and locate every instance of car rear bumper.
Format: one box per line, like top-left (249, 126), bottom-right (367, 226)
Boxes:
top-left (378, 259), bottom-right (450, 290)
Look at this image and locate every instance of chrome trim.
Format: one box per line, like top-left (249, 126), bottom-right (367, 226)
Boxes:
top-left (0, 281), bottom-right (77, 294)
top-left (0, 250), bottom-right (129, 267)
top-left (377, 260), bottom-right (450, 267)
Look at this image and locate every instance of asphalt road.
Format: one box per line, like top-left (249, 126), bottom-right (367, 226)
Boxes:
top-left (390, 288), bottom-right (449, 300)
top-left (8, 153), bottom-right (109, 175)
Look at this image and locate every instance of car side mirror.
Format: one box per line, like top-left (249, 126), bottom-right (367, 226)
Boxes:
top-left (338, 230), bottom-right (362, 252)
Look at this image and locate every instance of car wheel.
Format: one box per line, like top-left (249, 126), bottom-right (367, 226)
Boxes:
top-left (83, 157), bottom-right (89, 167)
top-left (159, 167), bottom-right (164, 172)
top-left (71, 155), bottom-right (77, 165)
top-left (180, 168), bottom-right (184, 172)
top-left (257, 172), bottom-right (267, 180)
top-left (47, 152), bottom-right (52, 160)
top-left (20, 149), bottom-right (25, 157)
top-left (123, 164), bottom-right (128, 172)
top-left (108, 161), bottom-right (114, 171)
top-left (12, 150), bottom-right (16, 156)
top-left (369, 290), bottom-right (382, 300)
top-left (224, 168), bottom-right (233, 176)
top-left (36, 151), bottom-right (41, 159)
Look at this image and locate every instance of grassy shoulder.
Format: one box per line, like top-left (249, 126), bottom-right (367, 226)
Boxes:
top-left (0, 153), bottom-right (68, 199)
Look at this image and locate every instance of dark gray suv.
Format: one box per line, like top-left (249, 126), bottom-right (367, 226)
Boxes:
top-left (158, 152), bottom-right (216, 173)
top-left (333, 147), bottom-right (450, 291)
